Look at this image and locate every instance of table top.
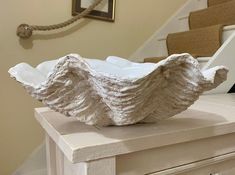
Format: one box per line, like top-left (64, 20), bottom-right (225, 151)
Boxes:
top-left (35, 94), bottom-right (235, 163)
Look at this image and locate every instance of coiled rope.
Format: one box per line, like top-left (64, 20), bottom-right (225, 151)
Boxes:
top-left (17, 0), bottom-right (103, 39)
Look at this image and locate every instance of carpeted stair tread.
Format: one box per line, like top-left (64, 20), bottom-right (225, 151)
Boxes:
top-left (166, 25), bottom-right (223, 57)
top-left (146, 0), bottom-right (235, 64)
top-left (189, 0), bottom-right (235, 29)
top-left (208, 0), bottom-right (233, 6)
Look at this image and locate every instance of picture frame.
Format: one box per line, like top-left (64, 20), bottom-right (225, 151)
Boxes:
top-left (72, 0), bottom-right (116, 22)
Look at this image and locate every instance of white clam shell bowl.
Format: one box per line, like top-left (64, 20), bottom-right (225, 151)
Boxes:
top-left (9, 53), bottom-right (228, 126)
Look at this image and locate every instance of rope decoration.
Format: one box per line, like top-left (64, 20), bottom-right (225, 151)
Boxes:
top-left (17, 0), bottom-right (103, 39)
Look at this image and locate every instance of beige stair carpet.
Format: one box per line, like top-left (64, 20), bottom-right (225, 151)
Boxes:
top-left (144, 0), bottom-right (234, 64)
top-left (189, 0), bottom-right (235, 29)
top-left (167, 25), bottom-right (223, 57)
top-left (144, 25), bottom-right (223, 63)
top-left (208, 0), bottom-right (233, 6)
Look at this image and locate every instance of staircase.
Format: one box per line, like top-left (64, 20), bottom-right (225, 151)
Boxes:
top-left (130, 0), bottom-right (235, 94)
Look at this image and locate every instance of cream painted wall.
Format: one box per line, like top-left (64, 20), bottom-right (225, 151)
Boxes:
top-left (0, 0), bottom-right (187, 174)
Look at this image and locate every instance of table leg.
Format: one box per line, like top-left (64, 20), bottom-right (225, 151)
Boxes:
top-left (46, 134), bottom-right (115, 175)
top-left (45, 134), bottom-right (57, 175)
top-left (55, 145), bottom-right (64, 175)
top-left (86, 156), bottom-right (116, 175)
top-left (64, 156), bottom-right (116, 175)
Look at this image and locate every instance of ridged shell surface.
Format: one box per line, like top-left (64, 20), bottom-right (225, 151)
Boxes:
top-left (9, 53), bottom-right (228, 126)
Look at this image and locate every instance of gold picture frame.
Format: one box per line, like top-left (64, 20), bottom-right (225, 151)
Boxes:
top-left (72, 0), bottom-right (116, 22)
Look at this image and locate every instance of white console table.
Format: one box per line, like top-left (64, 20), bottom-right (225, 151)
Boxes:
top-left (35, 94), bottom-right (235, 175)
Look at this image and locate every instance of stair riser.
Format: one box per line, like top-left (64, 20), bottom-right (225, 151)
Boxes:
top-left (131, 0), bottom-right (235, 94)
top-left (179, 14), bottom-right (235, 43)
top-left (178, 15), bottom-right (235, 42)
top-left (197, 26), bottom-right (235, 67)
top-left (222, 27), bottom-right (235, 43)
top-left (130, 0), bottom-right (208, 61)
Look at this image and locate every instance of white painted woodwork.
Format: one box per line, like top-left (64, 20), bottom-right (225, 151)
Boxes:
top-left (36, 94), bottom-right (235, 175)
top-left (63, 157), bottom-right (87, 175)
top-left (222, 25), bottom-right (235, 43)
top-left (55, 145), bottom-right (64, 175)
top-left (63, 156), bottom-right (115, 175)
top-left (116, 134), bottom-right (235, 175)
top-left (45, 135), bottom-right (57, 175)
top-left (86, 157), bottom-right (115, 175)
top-left (151, 153), bottom-right (235, 175)
top-left (46, 131), bottom-right (115, 175)
top-left (130, 0), bottom-right (235, 93)
top-left (145, 25), bottom-right (235, 47)
top-left (130, 0), bottom-right (208, 61)
top-left (176, 158), bottom-right (235, 175)
top-left (203, 32), bottom-right (235, 94)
